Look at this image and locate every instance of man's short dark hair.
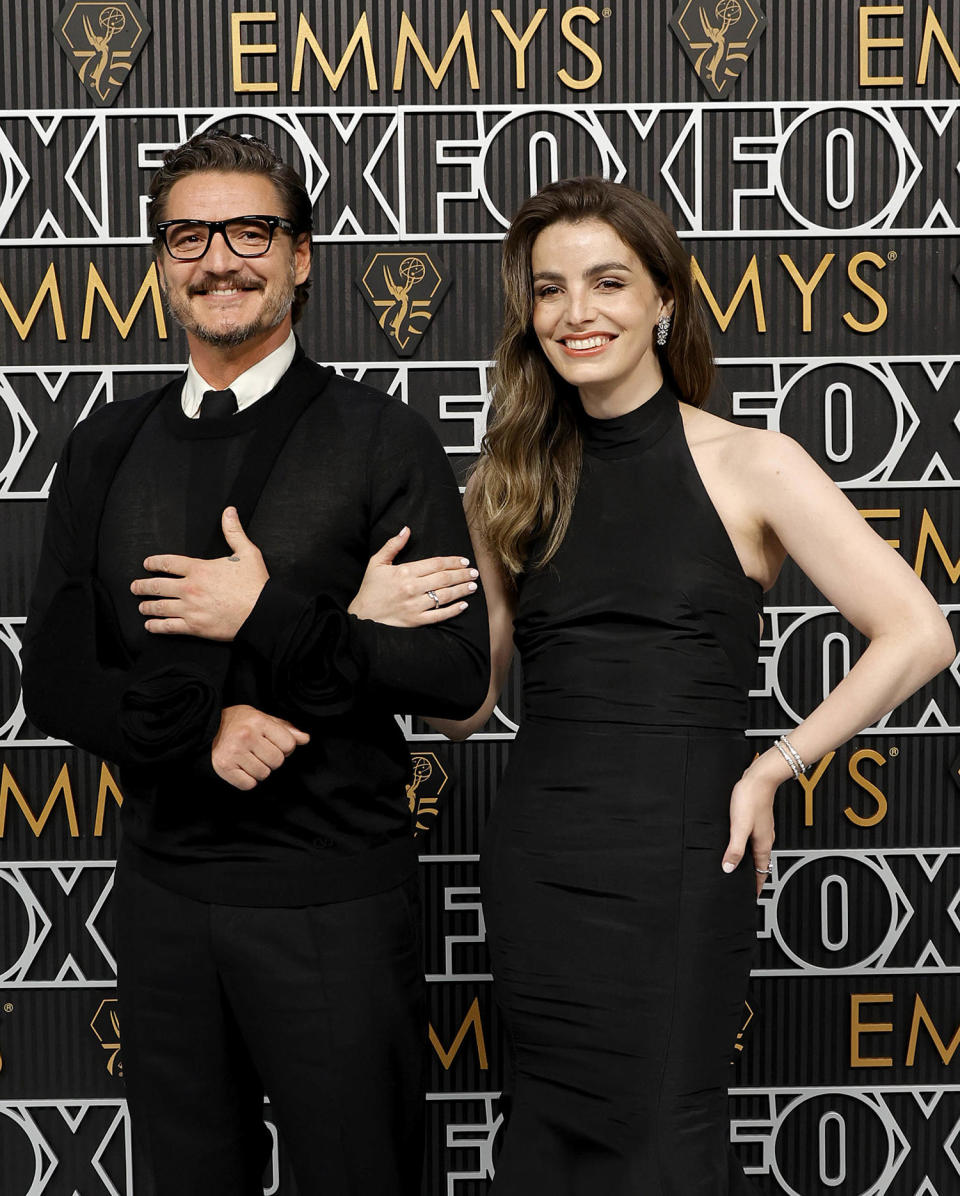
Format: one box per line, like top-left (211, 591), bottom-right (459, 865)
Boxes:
top-left (148, 130), bottom-right (313, 323)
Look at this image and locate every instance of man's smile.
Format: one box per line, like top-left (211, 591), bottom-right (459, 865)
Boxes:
top-left (188, 277), bottom-right (264, 298)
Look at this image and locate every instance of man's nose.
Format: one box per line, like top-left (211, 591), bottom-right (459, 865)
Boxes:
top-left (203, 229), bottom-right (244, 270)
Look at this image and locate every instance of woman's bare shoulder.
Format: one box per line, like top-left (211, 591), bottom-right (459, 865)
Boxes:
top-left (678, 402), bottom-right (808, 477)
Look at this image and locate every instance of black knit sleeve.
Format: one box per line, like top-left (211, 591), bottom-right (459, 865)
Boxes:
top-left (21, 429), bottom-right (225, 766)
top-left (236, 397), bottom-right (489, 720)
top-left (235, 580), bottom-right (362, 718)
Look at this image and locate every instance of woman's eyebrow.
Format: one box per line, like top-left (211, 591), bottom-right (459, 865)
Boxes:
top-left (532, 261), bottom-right (633, 282)
top-left (583, 260), bottom-right (632, 277)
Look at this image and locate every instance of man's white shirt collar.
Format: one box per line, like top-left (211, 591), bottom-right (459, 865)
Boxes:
top-left (181, 332), bottom-right (297, 417)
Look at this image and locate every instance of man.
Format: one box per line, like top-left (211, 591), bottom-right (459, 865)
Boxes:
top-left (22, 130), bottom-right (488, 1195)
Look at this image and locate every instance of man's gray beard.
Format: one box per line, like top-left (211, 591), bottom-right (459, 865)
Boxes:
top-left (164, 261), bottom-right (296, 346)
top-left (184, 295), bottom-right (293, 347)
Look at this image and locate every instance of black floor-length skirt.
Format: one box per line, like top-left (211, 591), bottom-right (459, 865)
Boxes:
top-left (481, 719), bottom-right (759, 1195)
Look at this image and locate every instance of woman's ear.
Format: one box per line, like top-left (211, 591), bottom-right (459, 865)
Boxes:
top-left (660, 289), bottom-right (675, 318)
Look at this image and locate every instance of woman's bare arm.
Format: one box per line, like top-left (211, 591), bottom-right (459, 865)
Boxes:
top-left (722, 430), bottom-right (955, 889)
top-left (749, 431), bottom-right (953, 769)
top-left (427, 526), bottom-right (517, 741)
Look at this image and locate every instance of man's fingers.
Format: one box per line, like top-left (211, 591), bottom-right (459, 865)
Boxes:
top-left (238, 752), bottom-right (271, 783)
top-left (221, 768), bottom-right (258, 792)
top-left (221, 506), bottom-right (254, 555)
top-left (261, 723), bottom-right (301, 757)
top-left (142, 553), bottom-right (192, 575)
top-left (144, 617), bottom-right (191, 635)
top-left (251, 740), bottom-right (286, 772)
top-left (137, 599), bottom-right (180, 617)
top-left (130, 576), bottom-right (183, 597)
top-left (268, 718), bottom-right (311, 747)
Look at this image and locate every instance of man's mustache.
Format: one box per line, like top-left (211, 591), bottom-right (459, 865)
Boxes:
top-left (186, 274), bottom-right (265, 296)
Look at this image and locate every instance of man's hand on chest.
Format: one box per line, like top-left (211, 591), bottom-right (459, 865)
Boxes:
top-left (130, 507), bottom-right (268, 641)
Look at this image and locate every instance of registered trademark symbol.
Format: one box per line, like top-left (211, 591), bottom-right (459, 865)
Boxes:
top-left (2, 1003), bottom-right (12, 1013)
top-left (602, 6), bottom-right (613, 16)
top-left (888, 746), bottom-right (899, 757)
top-left (887, 250), bottom-right (898, 261)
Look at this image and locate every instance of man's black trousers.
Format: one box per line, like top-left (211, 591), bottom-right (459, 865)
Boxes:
top-left (114, 859), bottom-right (426, 1196)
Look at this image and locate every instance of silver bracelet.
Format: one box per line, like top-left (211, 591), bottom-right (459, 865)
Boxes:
top-left (773, 738), bottom-right (799, 779)
top-left (774, 734), bottom-right (808, 780)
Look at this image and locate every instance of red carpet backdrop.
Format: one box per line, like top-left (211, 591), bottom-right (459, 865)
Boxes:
top-left (1, 2), bottom-right (960, 1192)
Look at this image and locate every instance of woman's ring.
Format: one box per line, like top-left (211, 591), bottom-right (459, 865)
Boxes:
top-left (754, 866), bottom-right (772, 875)
top-left (426, 590), bottom-right (441, 609)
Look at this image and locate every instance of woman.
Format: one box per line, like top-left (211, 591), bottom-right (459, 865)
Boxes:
top-left (350, 178), bottom-right (954, 1193)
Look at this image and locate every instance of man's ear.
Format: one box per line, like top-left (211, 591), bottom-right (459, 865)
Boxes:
top-left (155, 255), bottom-right (167, 294)
top-left (294, 234), bottom-right (312, 285)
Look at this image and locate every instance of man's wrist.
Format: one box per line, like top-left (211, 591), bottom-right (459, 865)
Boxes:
top-left (235, 578), bottom-right (313, 658)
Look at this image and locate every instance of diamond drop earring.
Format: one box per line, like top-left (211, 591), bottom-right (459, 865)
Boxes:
top-left (656, 313), bottom-right (672, 347)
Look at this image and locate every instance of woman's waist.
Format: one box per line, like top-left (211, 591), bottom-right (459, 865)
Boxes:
top-left (520, 682), bottom-right (748, 733)
top-left (520, 711), bottom-right (747, 737)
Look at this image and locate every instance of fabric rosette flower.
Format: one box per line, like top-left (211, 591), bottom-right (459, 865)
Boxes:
top-left (272, 595), bottom-right (361, 718)
top-left (119, 664), bottom-right (223, 763)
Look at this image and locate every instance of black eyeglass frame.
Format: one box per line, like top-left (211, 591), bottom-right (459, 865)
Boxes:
top-left (155, 215), bottom-right (298, 260)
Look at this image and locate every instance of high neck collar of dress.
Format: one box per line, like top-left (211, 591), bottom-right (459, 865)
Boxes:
top-left (578, 383), bottom-right (679, 459)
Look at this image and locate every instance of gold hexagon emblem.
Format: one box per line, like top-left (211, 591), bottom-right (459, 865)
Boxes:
top-left (55, 2), bottom-right (151, 107)
top-left (669, 1), bottom-right (766, 100)
top-left (357, 251), bottom-right (451, 357)
top-left (90, 997), bottom-right (123, 1076)
top-left (406, 751), bottom-right (450, 836)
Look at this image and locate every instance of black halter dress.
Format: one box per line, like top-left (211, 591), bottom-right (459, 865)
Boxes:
top-left (481, 383), bottom-right (762, 1194)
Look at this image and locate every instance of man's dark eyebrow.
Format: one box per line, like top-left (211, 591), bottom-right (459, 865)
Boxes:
top-left (532, 261), bottom-right (634, 282)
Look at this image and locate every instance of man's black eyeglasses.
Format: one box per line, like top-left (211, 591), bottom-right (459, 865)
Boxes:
top-left (156, 215), bottom-right (297, 261)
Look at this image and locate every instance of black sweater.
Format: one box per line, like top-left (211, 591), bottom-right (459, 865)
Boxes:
top-left (22, 351), bottom-right (489, 905)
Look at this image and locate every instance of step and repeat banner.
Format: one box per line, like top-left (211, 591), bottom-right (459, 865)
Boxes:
top-left (1, 2), bottom-right (960, 1193)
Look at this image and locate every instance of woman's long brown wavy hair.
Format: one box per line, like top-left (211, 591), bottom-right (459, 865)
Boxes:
top-left (467, 177), bottom-right (716, 577)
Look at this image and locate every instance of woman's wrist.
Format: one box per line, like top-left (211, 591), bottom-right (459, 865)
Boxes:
top-left (745, 745), bottom-right (795, 787)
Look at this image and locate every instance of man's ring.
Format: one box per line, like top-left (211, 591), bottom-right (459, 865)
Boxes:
top-left (426, 590), bottom-right (441, 609)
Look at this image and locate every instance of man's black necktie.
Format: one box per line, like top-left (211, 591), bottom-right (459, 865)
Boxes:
top-left (198, 388), bottom-right (237, 419)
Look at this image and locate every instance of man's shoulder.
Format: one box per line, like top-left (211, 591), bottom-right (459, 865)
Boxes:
top-left (68, 382), bottom-right (177, 454)
top-left (319, 371), bottom-right (394, 411)
top-left (311, 370), bottom-right (435, 439)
